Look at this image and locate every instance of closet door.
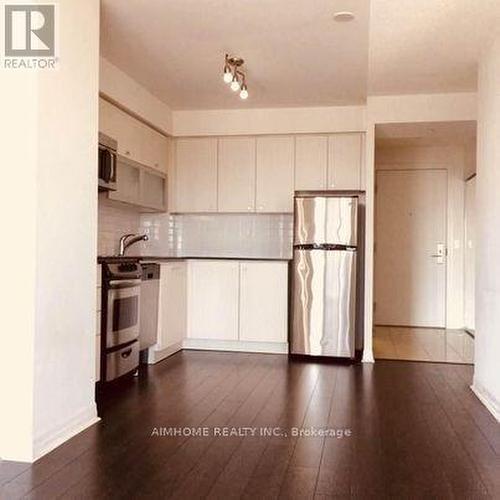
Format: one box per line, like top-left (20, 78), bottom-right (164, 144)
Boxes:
top-left (464, 177), bottom-right (476, 332)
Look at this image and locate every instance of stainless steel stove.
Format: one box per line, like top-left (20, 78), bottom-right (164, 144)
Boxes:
top-left (100, 260), bottom-right (142, 383)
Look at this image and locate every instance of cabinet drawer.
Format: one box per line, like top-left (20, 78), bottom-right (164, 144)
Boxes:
top-left (104, 341), bottom-right (139, 382)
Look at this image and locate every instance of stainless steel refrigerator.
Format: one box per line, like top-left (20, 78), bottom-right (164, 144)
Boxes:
top-left (291, 193), bottom-right (358, 358)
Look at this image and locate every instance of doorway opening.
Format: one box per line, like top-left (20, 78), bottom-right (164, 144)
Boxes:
top-left (373, 121), bottom-right (476, 363)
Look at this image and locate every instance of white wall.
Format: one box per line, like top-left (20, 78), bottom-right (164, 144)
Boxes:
top-left (100, 57), bottom-right (173, 135)
top-left (172, 105), bottom-right (366, 137)
top-left (375, 144), bottom-right (468, 329)
top-left (472, 35), bottom-right (500, 421)
top-left (0, 0), bottom-right (100, 461)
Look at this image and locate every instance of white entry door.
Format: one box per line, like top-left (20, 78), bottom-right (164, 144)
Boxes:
top-left (375, 169), bottom-right (447, 328)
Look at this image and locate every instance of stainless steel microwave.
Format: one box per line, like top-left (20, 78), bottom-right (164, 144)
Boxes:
top-left (98, 132), bottom-right (117, 191)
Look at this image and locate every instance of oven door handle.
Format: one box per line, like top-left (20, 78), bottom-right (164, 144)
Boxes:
top-left (121, 347), bottom-right (133, 358)
top-left (108, 279), bottom-right (141, 289)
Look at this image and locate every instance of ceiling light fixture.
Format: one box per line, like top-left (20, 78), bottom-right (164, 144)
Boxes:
top-left (222, 54), bottom-right (249, 100)
top-left (333, 11), bottom-right (355, 22)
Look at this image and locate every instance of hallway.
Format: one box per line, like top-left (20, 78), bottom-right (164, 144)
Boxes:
top-left (374, 326), bottom-right (475, 364)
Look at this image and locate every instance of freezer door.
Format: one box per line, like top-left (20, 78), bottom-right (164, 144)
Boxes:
top-left (294, 196), bottom-right (358, 246)
top-left (291, 248), bottom-right (356, 357)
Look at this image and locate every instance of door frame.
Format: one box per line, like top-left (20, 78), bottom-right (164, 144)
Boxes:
top-left (374, 167), bottom-right (449, 329)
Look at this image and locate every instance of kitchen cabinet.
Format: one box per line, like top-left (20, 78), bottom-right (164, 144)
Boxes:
top-left (239, 261), bottom-right (288, 343)
top-left (256, 136), bottom-right (295, 213)
top-left (158, 262), bottom-right (187, 349)
top-left (327, 133), bottom-right (362, 190)
top-left (140, 168), bottom-right (167, 211)
top-left (108, 155), bottom-right (167, 212)
top-left (99, 98), bottom-right (168, 174)
top-left (174, 138), bottom-right (218, 212)
top-left (108, 155), bottom-right (141, 205)
top-left (187, 260), bottom-right (239, 340)
top-left (295, 135), bottom-right (328, 191)
top-left (218, 137), bottom-right (256, 212)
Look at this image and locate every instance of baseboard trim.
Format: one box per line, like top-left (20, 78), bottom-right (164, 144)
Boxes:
top-left (147, 342), bottom-right (183, 364)
top-left (182, 339), bottom-right (288, 354)
top-left (471, 380), bottom-right (500, 422)
top-left (33, 403), bottom-right (100, 462)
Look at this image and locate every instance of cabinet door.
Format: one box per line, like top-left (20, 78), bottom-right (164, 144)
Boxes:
top-left (256, 136), bottom-right (294, 213)
top-left (140, 169), bottom-right (167, 211)
top-left (295, 135), bottom-right (328, 190)
top-left (141, 126), bottom-right (168, 173)
top-left (158, 263), bottom-right (187, 349)
top-left (327, 133), bottom-right (362, 190)
top-left (187, 261), bottom-right (239, 340)
top-left (108, 156), bottom-right (141, 204)
top-left (175, 138), bottom-right (218, 212)
top-left (239, 262), bottom-right (288, 343)
top-left (218, 137), bottom-right (256, 212)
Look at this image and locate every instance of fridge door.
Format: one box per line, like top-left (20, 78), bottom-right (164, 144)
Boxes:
top-left (294, 196), bottom-right (358, 246)
top-left (292, 248), bottom-right (356, 357)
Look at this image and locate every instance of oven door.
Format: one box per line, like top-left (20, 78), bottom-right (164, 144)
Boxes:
top-left (106, 279), bottom-right (140, 349)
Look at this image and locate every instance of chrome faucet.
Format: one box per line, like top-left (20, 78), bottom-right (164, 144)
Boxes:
top-left (118, 233), bottom-right (149, 256)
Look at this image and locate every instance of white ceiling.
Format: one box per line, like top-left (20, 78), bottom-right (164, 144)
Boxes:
top-left (369, 0), bottom-right (500, 95)
top-left (100, 0), bottom-right (370, 110)
top-left (101, 1), bottom-right (500, 110)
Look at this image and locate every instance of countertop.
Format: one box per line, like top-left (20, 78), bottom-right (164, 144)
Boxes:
top-left (97, 255), bottom-right (292, 264)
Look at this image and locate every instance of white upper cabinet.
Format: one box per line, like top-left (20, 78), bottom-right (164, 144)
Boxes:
top-left (187, 261), bottom-right (239, 341)
top-left (175, 138), bottom-right (218, 213)
top-left (327, 133), bottom-right (362, 190)
top-left (256, 136), bottom-right (295, 213)
top-left (239, 262), bottom-right (288, 343)
top-left (218, 137), bottom-right (256, 212)
top-left (294, 135), bottom-right (328, 191)
top-left (99, 98), bottom-right (168, 174)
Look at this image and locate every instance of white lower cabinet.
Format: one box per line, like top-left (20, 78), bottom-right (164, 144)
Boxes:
top-left (158, 262), bottom-right (187, 349)
top-left (186, 260), bottom-right (288, 349)
top-left (187, 260), bottom-right (240, 340)
top-left (239, 262), bottom-right (288, 343)
top-left (147, 259), bottom-right (288, 360)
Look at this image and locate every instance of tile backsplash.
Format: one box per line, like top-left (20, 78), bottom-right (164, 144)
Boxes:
top-left (97, 193), bottom-right (142, 256)
top-left (140, 213), bottom-right (293, 259)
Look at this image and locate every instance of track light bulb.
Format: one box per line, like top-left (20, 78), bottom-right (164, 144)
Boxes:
top-left (230, 77), bottom-right (240, 92)
top-left (223, 66), bottom-right (232, 83)
top-left (240, 84), bottom-right (248, 99)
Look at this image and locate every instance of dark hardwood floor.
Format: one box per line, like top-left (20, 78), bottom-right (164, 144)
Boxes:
top-left (1, 351), bottom-right (499, 499)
